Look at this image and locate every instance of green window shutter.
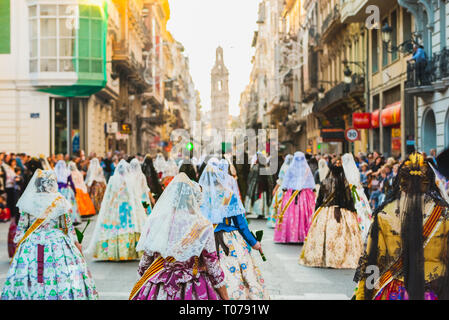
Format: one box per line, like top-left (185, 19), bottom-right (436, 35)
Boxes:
top-left (0, 0), bottom-right (11, 54)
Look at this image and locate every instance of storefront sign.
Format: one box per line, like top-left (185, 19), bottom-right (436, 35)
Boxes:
top-left (120, 123), bottom-right (132, 134)
top-left (321, 129), bottom-right (345, 142)
top-left (381, 102), bottom-right (401, 127)
top-left (371, 109), bottom-right (380, 128)
top-left (353, 113), bottom-right (371, 129)
top-left (30, 113), bottom-right (40, 119)
top-left (345, 128), bottom-right (360, 142)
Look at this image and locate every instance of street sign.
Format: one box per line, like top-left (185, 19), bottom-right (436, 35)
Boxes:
top-left (345, 128), bottom-right (360, 142)
top-left (106, 122), bottom-right (118, 134)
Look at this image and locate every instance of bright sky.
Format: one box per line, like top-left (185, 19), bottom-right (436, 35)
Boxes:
top-left (167, 0), bottom-right (259, 116)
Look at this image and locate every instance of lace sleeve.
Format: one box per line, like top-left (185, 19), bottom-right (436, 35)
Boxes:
top-left (138, 252), bottom-right (155, 276)
top-left (14, 212), bottom-right (30, 244)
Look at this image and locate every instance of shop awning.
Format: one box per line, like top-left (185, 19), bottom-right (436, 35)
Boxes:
top-left (381, 102), bottom-right (401, 127)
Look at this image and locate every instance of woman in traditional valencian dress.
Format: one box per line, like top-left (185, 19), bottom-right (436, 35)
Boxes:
top-left (353, 152), bottom-right (449, 300)
top-left (130, 158), bottom-right (153, 215)
top-left (86, 160), bottom-right (147, 261)
top-left (299, 158), bottom-right (363, 269)
top-left (153, 153), bottom-right (167, 180)
top-left (85, 158), bottom-right (107, 214)
top-left (341, 153), bottom-right (372, 241)
top-left (274, 152), bottom-right (316, 243)
top-left (55, 160), bottom-right (81, 225)
top-left (129, 173), bottom-right (229, 300)
top-left (1, 170), bottom-right (98, 300)
top-left (68, 161), bottom-right (96, 218)
top-left (245, 153), bottom-right (275, 219)
top-left (267, 154), bottom-right (293, 228)
top-left (142, 155), bottom-right (163, 202)
top-left (199, 160), bottom-right (270, 300)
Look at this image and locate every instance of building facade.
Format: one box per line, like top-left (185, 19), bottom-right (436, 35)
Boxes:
top-left (0, 0), bottom-right (198, 157)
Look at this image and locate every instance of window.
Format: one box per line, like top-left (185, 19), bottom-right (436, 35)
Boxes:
top-left (391, 11), bottom-right (398, 61)
top-left (372, 29), bottom-right (379, 73)
top-left (382, 18), bottom-right (389, 67)
top-left (403, 8), bottom-right (412, 47)
top-left (28, 3), bottom-right (104, 74)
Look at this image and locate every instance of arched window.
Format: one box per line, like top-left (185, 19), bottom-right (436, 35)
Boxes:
top-left (422, 108), bottom-right (437, 154)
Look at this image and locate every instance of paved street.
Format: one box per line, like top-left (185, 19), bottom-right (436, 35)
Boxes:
top-left (0, 217), bottom-right (356, 300)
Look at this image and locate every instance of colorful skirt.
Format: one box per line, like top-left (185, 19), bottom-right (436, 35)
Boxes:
top-left (274, 189), bottom-right (316, 243)
top-left (88, 181), bottom-right (106, 214)
top-left (133, 265), bottom-right (221, 300)
top-left (244, 192), bottom-right (269, 218)
top-left (266, 189), bottom-right (283, 228)
top-left (299, 205), bottom-right (363, 269)
top-left (374, 280), bottom-right (438, 300)
top-left (93, 232), bottom-right (142, 261)
top-left (75, 188), bottom-right (96, 218)
top-left (1, 228), bottom-right (98, 300)
top-left (218, 231), bottom-right (270, 300)
top-left (59, 187), bottom-right (82, 225)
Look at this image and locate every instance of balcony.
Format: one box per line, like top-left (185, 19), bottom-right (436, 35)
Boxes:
top-left (405, 48), bottom-right (449, 95)
top-left (112, 40), bottom-right (148, 91)
top-left (313, 74), bottom-right (365, 117)
top-left (321, 6), bottom-right (341, 40)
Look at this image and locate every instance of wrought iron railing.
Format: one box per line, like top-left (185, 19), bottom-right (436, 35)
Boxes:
top-left (406, 47), bottom-right (449, 88)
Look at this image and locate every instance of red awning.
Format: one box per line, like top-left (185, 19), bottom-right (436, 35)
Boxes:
top-left (371, 109), bottom-right (380, 128)
top-left (381, 102), bottom-right (401, 127)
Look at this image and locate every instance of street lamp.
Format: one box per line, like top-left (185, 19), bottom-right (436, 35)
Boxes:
top-left (343, 65), bottom-right (352, 84)
top-left (381, 22), bottom-right (393, 44)
top-left (318, 86), bottom-right (325, 99)
top-left (381, 22), bottom-right (414, 54)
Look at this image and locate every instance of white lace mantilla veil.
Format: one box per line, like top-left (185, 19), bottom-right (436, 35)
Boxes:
top-left (85, 158), bottom-right (106, 187)
top-left (136, 173), bottom-right (214, 262)
top-left (218, 159), bottom-right (246, 215)
top-left (154, 154), bottom-right (167, 174)
top-left (39, 155), bottom-right (52, 170)
top-left (318, 159), bottom-right (330, 182)
top-left (68, 161), bottom-right (88, 193)
top-left (130, 158), bottom-right (151, 204)
top-left (85, 160), bottom-right (147, 254)
top-left (199, 161), bottom-right (243, 224)
top-left (281, 152), bottom-right (315, 191)
top-left (162, 158), bottom-right (179, 178)
top-left (55, 160), bottom-right (70, 184)
top-left (16, 169), bottom-right (71, 219)
top-left (342, 153), bottom-right (372, 240)
top-left (277, 154), bottom-right (293, 185)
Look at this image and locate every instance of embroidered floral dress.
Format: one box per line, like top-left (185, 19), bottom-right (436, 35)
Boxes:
top-left (87, 160), bottom-right (147, 261)
top-left (90, 185), bottom-right (143, 261)
top-left (133, 250), bottom-right (225, 300)
top-left (299, 166), bottom-right (363, 269)
top-left (1, 204), bottom-right (98, 300)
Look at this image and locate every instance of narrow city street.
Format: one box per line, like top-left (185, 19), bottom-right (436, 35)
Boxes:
top-left (0, 217), bottom-right (355, 300)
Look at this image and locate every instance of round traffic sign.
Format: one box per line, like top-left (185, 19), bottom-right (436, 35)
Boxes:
top-left (345, 128), bottom-right (360, 142)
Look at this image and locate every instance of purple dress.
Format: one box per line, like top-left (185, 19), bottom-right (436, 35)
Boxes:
top-left (133, 249), bottom-right (225, 300)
